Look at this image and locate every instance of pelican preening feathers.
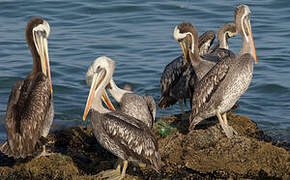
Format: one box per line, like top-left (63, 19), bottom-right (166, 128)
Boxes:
top-left (83, 57), bottom-right (160, 179)
top-left (0, 4), bottom-right (258, 179)
top-left (0, 18), bottom-right (53, 158)
top-left (159, 22), bottom-right (237, 113)
top-left (159, 4), bottom-right (257, 138)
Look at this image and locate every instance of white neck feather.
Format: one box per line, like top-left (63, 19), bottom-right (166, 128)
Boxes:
top-left (108, 78), bottom-right (132, 102)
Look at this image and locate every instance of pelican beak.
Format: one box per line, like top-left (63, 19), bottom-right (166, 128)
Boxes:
top-left (179, 41), bottom-right (188, 59)
top-left (82, 70), bottom-right (105, 121)
top-left (248, 19), bottom-right (258, 64)
top-left (34, 31), bottom-right (53, 95)
top-left (101, 89), bottom-right (116, 111)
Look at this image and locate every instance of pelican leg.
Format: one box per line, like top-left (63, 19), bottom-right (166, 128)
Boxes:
top-left (222, 113), bottom-right (238, 137)
top-left (216, 110), bottom-right (237, 138)
top-left (120, 160), bottom-right (128, 179)
top-left (215, 110), bottom-right (232, 138)
top-left (216, 109), bottom-right (226, 129)
top-left (178, 99), bottom-right (184, 114)
top-left (101, 164), bottom-right (121, 179)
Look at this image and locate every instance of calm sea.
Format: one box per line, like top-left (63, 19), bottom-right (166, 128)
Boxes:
top-left (0, 0), bottom-right (289, 142)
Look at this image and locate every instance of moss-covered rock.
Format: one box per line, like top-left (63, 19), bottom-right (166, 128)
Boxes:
top-left (0, 112), bottom-right (289, 179)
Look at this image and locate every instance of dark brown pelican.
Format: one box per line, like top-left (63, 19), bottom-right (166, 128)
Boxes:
top-left (189, 4), bottom-right (258, 138)
top-left (159, 23), bottom-right (226, 113)
top-left (0, 18), bottom-right (54, 158)
top-left (86, 57), bottom-right (156, 128)
top-left (83, 58), bottom-right (160, 179)
top-left (159, 22), bottom-right (238, 113)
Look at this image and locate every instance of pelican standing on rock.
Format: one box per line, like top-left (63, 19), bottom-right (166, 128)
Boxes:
top-left (83, 58), bottom-right (161, 179)
top-left (189, 5), bottom-right (258, 138)
top-left (159, 23), bottom-right (231, 113)
top-left (159, 23), bottom-right (237, 113)
top-left (0, 18), bottom-right (54, 158)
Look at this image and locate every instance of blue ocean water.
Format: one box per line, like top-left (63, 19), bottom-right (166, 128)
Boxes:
top-left (0, 0), bottom-right (289, 142)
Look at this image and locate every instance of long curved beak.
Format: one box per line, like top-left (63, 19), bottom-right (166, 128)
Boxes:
top-left (82, 70), bottom-right (115, 121)
top-left (35, 32), bottom-right (53, 95)
top-left (101, 89), bottom-right (116, 111)
top-left (179, 41), bottom-right (188, 60)
top-left (248, 20), bottom-right (258, 64)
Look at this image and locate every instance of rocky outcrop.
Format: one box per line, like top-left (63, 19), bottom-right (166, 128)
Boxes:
top-left (0, 112), bottom-right (289, 179)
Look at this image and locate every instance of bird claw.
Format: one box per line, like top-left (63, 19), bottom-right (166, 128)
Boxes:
top-left (101, 168), bottom-right (122, 180)
top-left (223, 125), bottom-right (238, 138)
top-left (36, 151), bottom-right (54, 158)
top-left (36, 145), bottom-right (54, 158)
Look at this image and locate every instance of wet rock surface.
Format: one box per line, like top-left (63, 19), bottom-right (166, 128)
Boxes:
top-left (0, 112), bottom-right (289, 179)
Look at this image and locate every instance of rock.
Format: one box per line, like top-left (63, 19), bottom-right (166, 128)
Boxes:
top-left (0, 112), bottom-right (289, 179)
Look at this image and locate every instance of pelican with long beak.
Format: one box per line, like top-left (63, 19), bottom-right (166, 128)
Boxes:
top-left (0, 18), bottom-right (54, 158)
top-left (190, 4), bottom-right (258, 138)
top-left (159, 25), bottom-right (218, 114)
top-left (83, 57), bottom-right (160, 179)
top-left (88, 56), bottom-right (156, 128)
top-left (159, 21), bottom-right (239, 114)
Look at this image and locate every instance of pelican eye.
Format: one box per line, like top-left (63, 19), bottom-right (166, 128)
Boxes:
top-left (36, 30), bottom-right (47, 38)
top-left (95, 66), bottom-right (101, 72)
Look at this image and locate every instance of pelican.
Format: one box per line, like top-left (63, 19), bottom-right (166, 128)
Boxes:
top-left (86, 57), bottom-right (156, 128)
top-left (0, 18), bottom-right (54, 158)
top-left (159, 23), bottom-right (234, 113)
top-left (189, 4), bottom-right (258, 138)
top-left (206, 22), bottom-right (238, 59)
top-left (83, 57), bottom-right (161, 179)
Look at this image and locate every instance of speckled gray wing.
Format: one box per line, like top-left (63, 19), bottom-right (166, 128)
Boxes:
top-left (198, 30), bottom-right (215, 56)
top-left (101, 111), bottom-right (161, 172)
top-left (2, 72), bottom-right (53, 158)
top-left (120, 93), bottom-right (153, 128)
top-left (190, 57), bottom-right (231, 125)
top-left (143, 94), bottom-right (156, 125)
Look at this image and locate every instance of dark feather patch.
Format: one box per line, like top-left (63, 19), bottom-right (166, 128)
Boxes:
top-left (4, 72), bottom-right (53, 158)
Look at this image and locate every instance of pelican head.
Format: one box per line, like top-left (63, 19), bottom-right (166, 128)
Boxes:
top-left (235, 5), bottom-right (257, 64)
top-left (218, 22), bottom-right (238, 49)
top-left (173, 22), bottom-right (199, 63)
top-left (26, 17), bottom-right (53, 94)
top-left (83, 56), bottom-right (116, 121)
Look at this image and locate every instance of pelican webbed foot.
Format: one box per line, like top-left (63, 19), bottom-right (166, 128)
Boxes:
top-left (216, 110), bottom-right (238, 138)
top-left (101, 164), bottom-right (121, 179)
top-left (101, 160), bottom-right (128, 180)
top-left (36, 145), bottom-right (54, 158)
